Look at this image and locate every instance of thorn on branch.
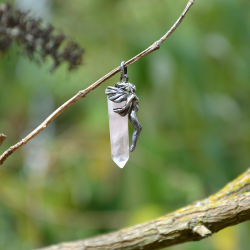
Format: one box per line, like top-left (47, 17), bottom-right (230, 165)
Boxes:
top-left (0, 134), bottom-right (6, 147)
top-left (0, 3), bottom-right (84, 72)
top-left (193, 225), bottom-right (212, 238)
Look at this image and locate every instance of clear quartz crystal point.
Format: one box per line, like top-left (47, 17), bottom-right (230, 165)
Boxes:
top-left (107, 98), bottom-right (129, 168)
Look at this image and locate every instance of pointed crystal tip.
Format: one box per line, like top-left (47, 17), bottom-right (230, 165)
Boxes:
top-left (108, 98), bottom-right (129, 169)
top-left (112, 157), bottom-right (128, 168)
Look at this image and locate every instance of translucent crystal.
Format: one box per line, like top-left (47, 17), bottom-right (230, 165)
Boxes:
top-left (107, 98), bottom-right (129, 168)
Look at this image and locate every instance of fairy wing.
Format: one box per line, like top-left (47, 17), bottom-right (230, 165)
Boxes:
top-left (105, 86), bottom-right (133, 117)
top-left (105, 86), bottom-right (129, 103)
top-left (113, 102), bottom-right (132, 117)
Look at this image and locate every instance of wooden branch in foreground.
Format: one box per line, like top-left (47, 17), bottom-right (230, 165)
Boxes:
top-left (39, 168), bottom-right (250, 250)
top-left (0, 0), bottom-right (195, 165)
top-left (0, 134), bottom-right (6, 147)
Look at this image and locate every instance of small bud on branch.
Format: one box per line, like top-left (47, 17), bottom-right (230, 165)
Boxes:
top-left (0, 134), bottom-right (6, 147)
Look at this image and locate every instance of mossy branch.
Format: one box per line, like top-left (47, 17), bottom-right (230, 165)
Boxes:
top-left (0, 3), bottom-right (84, 71)
top-left (38, 168), bottom-right (250, 250)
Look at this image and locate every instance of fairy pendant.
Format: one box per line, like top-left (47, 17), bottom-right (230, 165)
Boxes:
top-left (105, 61), bottom-right (142, 168)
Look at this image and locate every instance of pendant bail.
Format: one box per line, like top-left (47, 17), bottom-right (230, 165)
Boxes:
top-left (120, 61), bottom-right (129, 83)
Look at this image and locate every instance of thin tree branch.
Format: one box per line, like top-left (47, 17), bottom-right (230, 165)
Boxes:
top-left (38, 168), bottom-right (250, 250)
top-left (0, 0), bottom-right (195, 165)
top-left (0, 134), bottom-right (6, 147)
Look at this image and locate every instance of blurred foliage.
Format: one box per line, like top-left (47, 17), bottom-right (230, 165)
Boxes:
top-left (0, 0), bottom-right (250, 249)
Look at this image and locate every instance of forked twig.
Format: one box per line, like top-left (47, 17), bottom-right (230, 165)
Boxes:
top-left (0, 0), bottom-right (195, 165)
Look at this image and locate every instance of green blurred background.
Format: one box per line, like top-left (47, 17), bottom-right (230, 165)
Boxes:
top-left (0, 0), bottom-right (250, 249)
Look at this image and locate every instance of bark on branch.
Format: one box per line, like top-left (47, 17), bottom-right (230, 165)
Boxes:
top-left (0, 0), bottom-right (195, 165)
top-left (39, 168), bottom-right (250, 250)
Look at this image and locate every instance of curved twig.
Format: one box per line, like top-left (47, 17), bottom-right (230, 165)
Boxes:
top-left (38, 168), bottom-right (250, 250)
top-left (0, 0), bottom-right (195, 165)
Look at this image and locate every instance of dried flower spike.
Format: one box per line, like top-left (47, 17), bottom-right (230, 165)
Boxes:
top-left (0, 3), bottom-right (84, 71)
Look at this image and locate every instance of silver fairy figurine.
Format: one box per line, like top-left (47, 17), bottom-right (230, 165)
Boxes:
top-left (105, 62), bottom-right (142, 152)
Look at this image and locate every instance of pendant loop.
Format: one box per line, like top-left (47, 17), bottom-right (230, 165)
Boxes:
top-left (120, 61), bottom-right (129, 82)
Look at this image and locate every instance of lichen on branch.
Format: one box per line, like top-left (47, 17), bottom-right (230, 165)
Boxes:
top-left (39, 168), bottom-right (250, 250)
top-left (0, 3), bottom-right (84, 71)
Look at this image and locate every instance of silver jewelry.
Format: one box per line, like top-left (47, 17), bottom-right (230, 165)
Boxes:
top-left (105, 61), bottom-right (142, 167)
